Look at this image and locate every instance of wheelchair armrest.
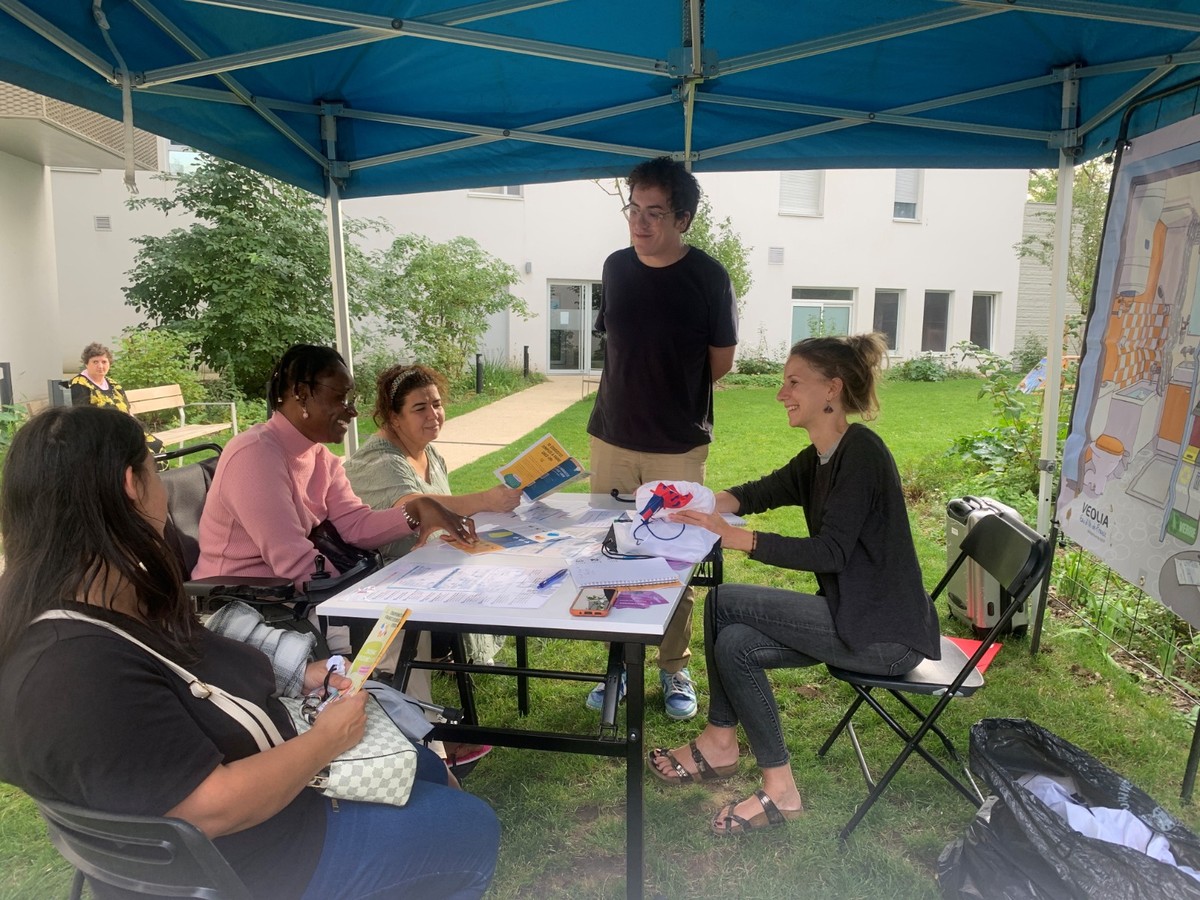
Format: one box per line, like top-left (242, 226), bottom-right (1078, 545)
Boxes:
top-left (185, 575), bottom-right (296, 601)
top-left (302, 556), bottom-right (378, 600)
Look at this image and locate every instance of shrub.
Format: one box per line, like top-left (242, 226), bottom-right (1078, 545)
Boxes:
top-left (736, 356), bottom-right (783, 376)
top-left (113, 328), bottom-right (205, 402)
top-left (722, 372), bottom-right (781, 388)
top-left (1011, 332), bottom-right (1047, 375)
top-left (447, 355), bottom-right (544, 402)
top-left (890, 354), bottom-right (950, 382)
top-left (737, 325), bottom-right (788, 376)
top-left (947, 342), bottom-right (1043, 498)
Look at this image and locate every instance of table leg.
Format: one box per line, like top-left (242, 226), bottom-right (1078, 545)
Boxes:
top-left (623, 642), bottom-right (645, 900)
top-left (516, 635), bottom-right (530, 716)
top-left (452, 633), bottom-right (479, 725)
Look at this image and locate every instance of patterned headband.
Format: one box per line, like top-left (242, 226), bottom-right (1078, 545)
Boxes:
top-left (387, 367), bottom-right (422, 405)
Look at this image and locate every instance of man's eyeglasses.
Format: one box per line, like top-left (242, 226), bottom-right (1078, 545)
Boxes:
top-left (621, 203), bottom-right (678, 224)
top-left (308, 381), bottom-right (357, 410)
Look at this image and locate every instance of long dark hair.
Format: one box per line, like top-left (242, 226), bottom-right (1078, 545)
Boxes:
top-left (268, 344), bottom-right (345, 409)
top-left (0, 407), bottom-right (196, 661)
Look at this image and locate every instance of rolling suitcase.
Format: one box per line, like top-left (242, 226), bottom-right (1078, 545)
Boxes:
top-left (945, 496), bottom-right (1030, 636)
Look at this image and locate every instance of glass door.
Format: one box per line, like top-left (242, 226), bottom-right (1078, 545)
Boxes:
top-left (549, 282), bottom-right (604, 373)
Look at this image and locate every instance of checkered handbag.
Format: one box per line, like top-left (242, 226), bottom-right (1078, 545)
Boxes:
top-left (32, 611), bottom-right (418, 808)
top-left (280, 695), bottom-right (417, 807)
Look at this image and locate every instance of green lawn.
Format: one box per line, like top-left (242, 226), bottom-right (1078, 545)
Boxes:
top-left (4, 378), bottom-right (1197, 900)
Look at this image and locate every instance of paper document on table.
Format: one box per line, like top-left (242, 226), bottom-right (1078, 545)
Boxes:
top-left (521, 503), bottom-right (617, 530)
top-left (567, 556), bottom-right (681, 589)
top-left (495, 434), bottom-right (590, 502)
top-left (351, 563), bottom-right (564, 609)
top-left (1176, 558), bottom-right (1200, 586)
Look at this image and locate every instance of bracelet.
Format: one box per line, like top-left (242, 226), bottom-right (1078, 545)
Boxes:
top-left (402, 503), bottom-right (420, 531)
top-left (750, 531), bottom-right (758, 554)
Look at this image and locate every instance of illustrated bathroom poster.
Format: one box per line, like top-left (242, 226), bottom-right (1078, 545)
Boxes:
top-left (1059, 111), bottom-right (1200, 629)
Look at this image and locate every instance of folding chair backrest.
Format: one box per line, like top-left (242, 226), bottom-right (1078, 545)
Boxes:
top-left (160, 449), bottom-right (221, 577)
top-left (35, 797), bottom-right (254, 900)
top-left (934, 511), bottom-right (1050, 620)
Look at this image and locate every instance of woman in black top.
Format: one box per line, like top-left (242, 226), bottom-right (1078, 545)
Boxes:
top-left (648, 333), bottom-right (939, 836)
top-left (0, 406), bottom-right (499, 897)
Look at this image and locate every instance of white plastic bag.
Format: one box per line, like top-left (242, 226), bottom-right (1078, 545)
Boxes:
top-left (613, 480), bottom-right (719, 563)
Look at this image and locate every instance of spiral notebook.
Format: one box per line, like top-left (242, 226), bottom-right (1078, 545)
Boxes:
top-left (567, 556), bottom-right (681, 589)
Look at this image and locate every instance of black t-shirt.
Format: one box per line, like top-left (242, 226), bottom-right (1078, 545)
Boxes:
top-left (587, 246), bottom-right (738, 453)
top-left (0, 605), bottom-right (323, 898)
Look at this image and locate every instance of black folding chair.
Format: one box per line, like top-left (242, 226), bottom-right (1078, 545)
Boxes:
top-left (818, 509), bottom-right (1052, 840)
top-left (35, 797), bottom-right (253, 900)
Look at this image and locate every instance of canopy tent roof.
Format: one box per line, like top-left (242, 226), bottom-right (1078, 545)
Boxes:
top-left (2, 0), bottom-right (1200, 199)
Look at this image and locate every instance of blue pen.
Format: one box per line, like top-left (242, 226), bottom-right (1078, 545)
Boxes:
top-left (537, 568), bottom-right (568, 590)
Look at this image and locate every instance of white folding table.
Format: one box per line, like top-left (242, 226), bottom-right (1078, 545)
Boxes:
top-left (316, 493), bottom-right (692, 900)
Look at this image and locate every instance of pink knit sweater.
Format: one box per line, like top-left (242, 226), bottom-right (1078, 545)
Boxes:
top-left (194, 414), bottom-right (412, 587)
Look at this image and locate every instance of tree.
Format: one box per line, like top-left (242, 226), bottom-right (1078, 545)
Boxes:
top-left (124, 155), bottom-right (381, 395)
top-left (685, 196), bottom-right (754, 312)
top-left (362, 235), bottom-right (528, 376)
top-left (1017, 159), bottom-right (1112, 319)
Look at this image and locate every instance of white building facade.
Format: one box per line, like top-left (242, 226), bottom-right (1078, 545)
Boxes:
top-left (346, 166), bottom-right (1031, 376)
top-left (0, 89), bottom-right (1033, 402)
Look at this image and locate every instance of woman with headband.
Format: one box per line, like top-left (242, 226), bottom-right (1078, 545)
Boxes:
top-left (345, 364), bottom-right (521, 769)
top-left (345, 364), bottom-right (521, 563)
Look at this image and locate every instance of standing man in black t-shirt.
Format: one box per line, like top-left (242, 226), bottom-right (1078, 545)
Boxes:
top-left (586, 157), bottom-right (739, 719)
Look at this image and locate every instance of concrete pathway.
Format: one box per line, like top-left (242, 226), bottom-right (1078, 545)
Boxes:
top-left (436, 375), bottom-right (594, 472)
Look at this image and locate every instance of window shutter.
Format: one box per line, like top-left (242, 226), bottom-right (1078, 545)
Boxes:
top-left (779, 171), bottom-right (823, 216)
top-left (894, 169), bottom-right (920, 205)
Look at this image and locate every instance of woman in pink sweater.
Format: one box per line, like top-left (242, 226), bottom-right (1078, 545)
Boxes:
top-left (195, 344), bottom-right (475, 588)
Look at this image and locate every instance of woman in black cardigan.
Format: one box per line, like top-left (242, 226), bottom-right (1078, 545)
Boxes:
top-left (648, 332), bottom-right (940, 836)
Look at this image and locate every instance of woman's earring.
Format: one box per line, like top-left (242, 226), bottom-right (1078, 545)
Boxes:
top-left (823, 402), bottom-right (834, 414)
top-left (302, 402), bottom-right (309, 419)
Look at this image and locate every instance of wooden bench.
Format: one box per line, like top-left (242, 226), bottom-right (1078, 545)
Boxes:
top-left (126, 384), bottom-right (238, 448)
top-left (582, 375), bottom-right (601, 398)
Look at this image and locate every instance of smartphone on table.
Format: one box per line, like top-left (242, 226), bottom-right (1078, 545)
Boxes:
top-left (570, 587), bottom-right (616, 616)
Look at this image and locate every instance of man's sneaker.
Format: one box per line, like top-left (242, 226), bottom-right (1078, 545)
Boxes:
top-left (660, 668), bottom-right (698, 720)
top-left (585, 669), bottom-right (627, 711)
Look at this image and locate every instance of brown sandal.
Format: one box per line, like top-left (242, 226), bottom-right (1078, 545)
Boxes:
top-left (647, 740), bottom-right (737, 785)
top-left (711, 789), bottom-right (803, 836)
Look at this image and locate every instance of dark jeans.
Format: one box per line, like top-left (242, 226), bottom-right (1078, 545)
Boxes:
top-left (704, 583), bottom-right (923, 769)
top-left (300, 744), bottom-right (500, 899)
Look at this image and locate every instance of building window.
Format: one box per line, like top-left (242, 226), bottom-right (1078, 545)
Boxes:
top-left (469, 185), bottom-right (524, 198)
top-left (779, 171), bottom-right (824, 217)
top-left (791, 288), bottom-right (853, 343)
top-left (971, 292), bottom-right (995, 350)
top-left (167, 142), bottom-right (200, 175)
top-left (894, 168), bottom-right (922, 221)
top-left (873, 290), bottom-right (901, 351)
top-left (921, 291), bottom-right (951, 352)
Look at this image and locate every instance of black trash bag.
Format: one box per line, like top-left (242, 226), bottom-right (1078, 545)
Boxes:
top-left (938, 718), bottom-right (1200, 900)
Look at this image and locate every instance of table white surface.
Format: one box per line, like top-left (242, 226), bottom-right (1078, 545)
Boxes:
top-left (315, 493), bottom-right (686, 643)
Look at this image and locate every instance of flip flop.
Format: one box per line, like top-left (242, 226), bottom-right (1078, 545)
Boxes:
top-left (711, 789), bottom-right (803, 836)
top-left (647, 740), bottom-right (737, 785)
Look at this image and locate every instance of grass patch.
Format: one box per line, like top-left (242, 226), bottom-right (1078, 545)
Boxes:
top-left (6, 378), bottom-right (1200, 898)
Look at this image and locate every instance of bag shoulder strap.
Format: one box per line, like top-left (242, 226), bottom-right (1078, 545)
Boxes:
top-left (31, 609), bottom-right (286, 751)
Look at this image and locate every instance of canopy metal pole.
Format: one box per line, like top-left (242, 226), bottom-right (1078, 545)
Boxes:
top-left (322, 109), bottom-right (357, 455)
top-left (1031, 73), bottom-right (1076, 651)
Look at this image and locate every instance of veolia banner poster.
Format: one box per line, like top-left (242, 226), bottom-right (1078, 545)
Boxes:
top-left (1059, 112), bottom-right (1200, 629)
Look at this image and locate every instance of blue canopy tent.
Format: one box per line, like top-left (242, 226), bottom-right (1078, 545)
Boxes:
top-left (6, 1), bottom-right (1200, 887)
